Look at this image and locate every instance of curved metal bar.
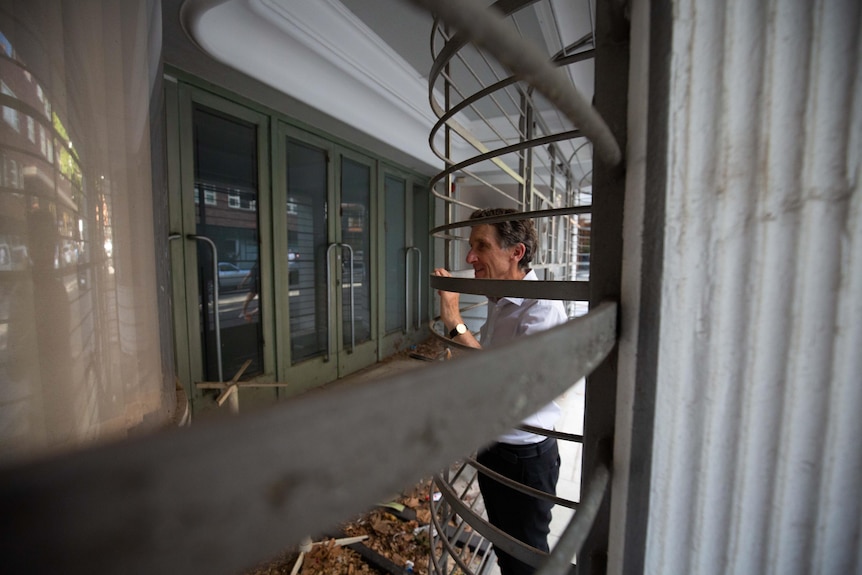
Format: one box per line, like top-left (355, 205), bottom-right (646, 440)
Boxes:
top-left (429, 49), bottom-right (596, 164)
top-left (427, 0), bottom-right (541, 92)
top-left (405, 247), bottom-right (422, 331)
top-left (325, 243), bottom-right (339, 362)
top-left (341, 243), bottom-right (356, 353)
top-left (326, 242), bottom-right (356, 355)
top-left (414, 248), bottom-right (422, 330)
top-left (188, 234), bottom-right (223, 383)
top-left (427, 107), bottom-right (526, 187)
top-left (434, 471), bottom-right (548, 568)
top-left (429, 187), bottom-right (484, 212)
top-left (447, 167), bottom-right (513, 205)
top-left (428, 129), bottom-right (583, 192)
top-left (0, 303), bottom-right (618, 574)
top-left (465, 456), bottom-right (578, 510)
top-left (430, 275), bottom-right (590, 301)
top-left (414, 0), bottom-right (623, 167)
top-left (430, 206), bottom-right (593, 238)
top-left (518, 424), bottom-right (583, 444)
top-left (404, 249), bottom-right (411, 334)
top-left (535, 446), bottom-right (612, 575)
top-left (429, 494), bottom-right (483, 575)
top-left (551, 32), bottom-right (594, 61)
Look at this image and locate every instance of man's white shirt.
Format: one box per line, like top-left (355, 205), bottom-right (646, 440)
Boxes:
top-left (479, 270), bottom-right (568, 445)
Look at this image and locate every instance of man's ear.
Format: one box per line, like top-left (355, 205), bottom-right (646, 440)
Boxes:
top-left (511, 242), bottom-right (526, 262)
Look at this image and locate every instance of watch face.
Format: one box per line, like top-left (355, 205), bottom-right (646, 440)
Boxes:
top-left (457, 323), bottom-right (467, 334)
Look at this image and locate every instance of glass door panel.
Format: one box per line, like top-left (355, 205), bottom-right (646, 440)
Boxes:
top-left (192, 105), bottom-right (263, 382)
top-left (281, 134), bottom-right (377, 384)
top-left (285, 140), bottom-right (328, 364)
top-left (340, 158), bottom-right (372, 350)
top-left (384, 174), bottom-right (406, 334)
top-left (412, 183), bottom-right (430, 328)
top-left (380, 173), bottom-right (428, 357)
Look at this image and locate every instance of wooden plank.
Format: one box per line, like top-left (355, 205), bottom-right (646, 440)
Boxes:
top-left (215, 359), bottom-right (252, 407)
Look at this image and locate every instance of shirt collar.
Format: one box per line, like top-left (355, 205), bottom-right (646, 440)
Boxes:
top-left (495, 269), bottom-right (537, 306)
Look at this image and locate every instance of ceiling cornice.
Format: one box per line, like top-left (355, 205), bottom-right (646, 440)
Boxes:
top-left (181, 0), bottom-right (448, 170)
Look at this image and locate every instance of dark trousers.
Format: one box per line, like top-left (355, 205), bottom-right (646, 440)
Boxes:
top-left (476, 437), bottom-right (560, 575)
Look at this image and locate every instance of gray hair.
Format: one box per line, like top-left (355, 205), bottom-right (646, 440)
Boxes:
top-left (469, 208), bottom-right (536, 271)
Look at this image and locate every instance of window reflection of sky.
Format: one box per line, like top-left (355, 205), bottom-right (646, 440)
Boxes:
top-left (0, 24), bottom-right (90, 455)
top-left (0, 32), bottom-right (13, 58)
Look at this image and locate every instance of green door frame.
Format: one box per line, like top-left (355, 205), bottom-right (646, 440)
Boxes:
top-left (378, 165), bottom-right (430, 358)
top-left (167, 82), bottom-right (277, 415)
top-left (166, 72), bottom-right (433, 405)
top-left (274, 124), bottom-right (380, 394)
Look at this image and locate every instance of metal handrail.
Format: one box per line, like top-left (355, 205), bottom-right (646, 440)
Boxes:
top-left (326, 242), bottom-right (356, 359)
top-left (465, 455), bottom-right (578, 509)
top-left (342, 243), bottom-right (356, 352)
top-left (431, 438), bottom-right (612, 575)
top-left (429, 275), bottom-right (589, 301)
top-left (0, 302), bottom-right (618, 575)
top-left (433, 466), bottom-right (550, 569)
top-left (414, 2), bottom-right (622, 573)
top-left (405, 246), bottom-right (422, 331)
top-left (427, 129), bottom-right (583, 200)
top-left (325, 243), bottom-right (338, 361)
top-left (414, 0), bottom-right (622, 167)
top-left (535, 445), bottom-right (612, 575)
top-left (426, 49), bottom-right (596, 166)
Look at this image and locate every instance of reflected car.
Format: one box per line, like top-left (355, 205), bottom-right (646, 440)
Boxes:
top-left (288, 251), bottom-right (299, 284)
top-left (218, 262), bottom-right (248, 292)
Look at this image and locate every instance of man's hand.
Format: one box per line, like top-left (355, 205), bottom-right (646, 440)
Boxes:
top-left (433, 268), bottom-right (482, 349)
top-left (433, 268), bottom-right (461, 326)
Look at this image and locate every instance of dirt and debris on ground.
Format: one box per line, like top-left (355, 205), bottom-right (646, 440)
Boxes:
top-left (405, 338), bottom-right (454, 362)
top-left (373, 336), bottom-right (461, 365)
top-left (243, 339), bottom-right (474, 575)
top-left (243, 478), bottom-right (438, 575)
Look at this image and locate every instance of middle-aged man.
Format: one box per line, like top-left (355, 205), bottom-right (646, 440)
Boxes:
top-left (433, 207), bottom-right (568, 575)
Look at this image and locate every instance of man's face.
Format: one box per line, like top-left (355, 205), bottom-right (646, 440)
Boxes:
top-left (466, 224), bottom-right (522, 280)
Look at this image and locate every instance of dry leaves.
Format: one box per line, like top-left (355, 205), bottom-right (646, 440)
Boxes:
top-left (244, 478), bottom-right (436, 575)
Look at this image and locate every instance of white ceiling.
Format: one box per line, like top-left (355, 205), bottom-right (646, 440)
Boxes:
top-left (184, 0), bottom-right (595, 183)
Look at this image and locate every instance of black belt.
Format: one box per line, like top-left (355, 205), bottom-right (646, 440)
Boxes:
top-left (486, 436), bottom-right (556, 463)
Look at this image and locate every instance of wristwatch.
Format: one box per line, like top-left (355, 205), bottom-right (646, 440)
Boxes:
top-left (448, 323), bottom-right (468, 339)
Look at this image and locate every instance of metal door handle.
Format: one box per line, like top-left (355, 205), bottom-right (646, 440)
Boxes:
top-left (326, 242), bottom-right (356, 361)
top-left (341, 243), bottom-right (356, 353)
top-left (405, 247), bottom-right (422, 331)
top-left (187, 234), bottom-right (223, 383)
top-left (325, 243), bottom-right (337, 362)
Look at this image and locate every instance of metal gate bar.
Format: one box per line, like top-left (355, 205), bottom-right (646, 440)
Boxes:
top-left (0, 303), bottom-right (617, 575)
top-left (410, 0), bottom-right (624, 572)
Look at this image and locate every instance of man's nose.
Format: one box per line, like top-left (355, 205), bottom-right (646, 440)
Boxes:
top-left (466, 250), bottom-right (477, 264)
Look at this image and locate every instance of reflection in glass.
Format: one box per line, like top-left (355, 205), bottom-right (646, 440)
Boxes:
top-left (0, 4), bottom-right (165, 460)
top-left (340, 158), bottom-right (372, 348)
top-left (412, 183), bottom-right (430, 326)
top-left (285, 139), bottom-right (328, 363)
top-left (193, 106), bottom-right (262, 381)
top-left (0, 54), bottom-right (88, 452)
top-left (384, 175), bottom-right (406, 334)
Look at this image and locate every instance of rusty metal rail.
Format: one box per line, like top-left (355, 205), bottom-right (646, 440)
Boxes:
top-left (0, 302), bottom-right (617, 575)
